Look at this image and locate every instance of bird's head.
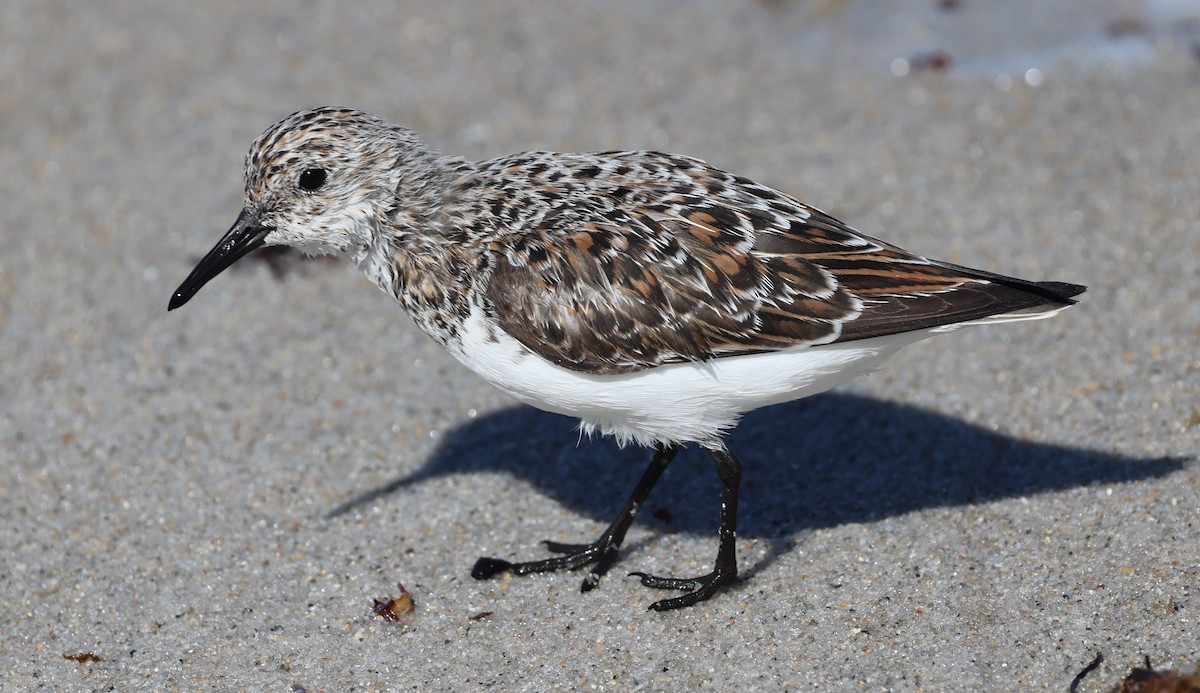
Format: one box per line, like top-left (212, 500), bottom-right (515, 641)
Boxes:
top-left (169, 107), bottom-right (432, 311)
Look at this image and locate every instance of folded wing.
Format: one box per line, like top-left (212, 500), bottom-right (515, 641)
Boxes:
top-left (483, 153), bottom-right (1083, 375)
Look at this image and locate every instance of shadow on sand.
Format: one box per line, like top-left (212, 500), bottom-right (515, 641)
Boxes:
top-left (329, 392), bottom-right (1186, 577)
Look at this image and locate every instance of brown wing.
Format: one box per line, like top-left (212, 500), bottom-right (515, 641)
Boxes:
top-left (756, 206), bottom-right (1085, 341)
top-left (482, 153), bottom-right (1082, 375)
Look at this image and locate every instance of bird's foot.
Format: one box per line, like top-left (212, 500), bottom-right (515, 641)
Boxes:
top-left (471, 537), bottom-right (623, 593)
top-left (629, 565), bottom-right (737, 611)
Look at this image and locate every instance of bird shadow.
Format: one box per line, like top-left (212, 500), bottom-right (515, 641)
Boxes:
top-left (329, 392), bottom-right (1187, 579)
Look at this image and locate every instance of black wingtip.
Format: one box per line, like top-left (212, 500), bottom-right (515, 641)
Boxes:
top-left (935, 259), bottom-right (1087, 305)
top-left (1032, 281), bottom-right (1087, 303)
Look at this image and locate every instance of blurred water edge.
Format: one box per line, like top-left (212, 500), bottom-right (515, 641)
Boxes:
top-left (735, 0), bottom-right (1200, 77)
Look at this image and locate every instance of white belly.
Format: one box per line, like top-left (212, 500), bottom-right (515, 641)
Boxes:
top-left (442, 305), bottom-right (937, 449)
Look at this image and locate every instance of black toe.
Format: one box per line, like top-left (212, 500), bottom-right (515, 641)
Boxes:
top-left (471, 557), bottom-right (513, 580)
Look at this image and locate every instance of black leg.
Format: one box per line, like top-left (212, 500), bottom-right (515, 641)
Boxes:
top-left (630, 445), bottom-right (741, 611)
top-left (471, 443), bottom-right (681, 592)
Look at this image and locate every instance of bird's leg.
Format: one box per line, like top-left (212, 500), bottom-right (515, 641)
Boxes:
top-left (471, 443), bottom-right (681, 592)
top-left (630, 445), bottom-right (741, 611)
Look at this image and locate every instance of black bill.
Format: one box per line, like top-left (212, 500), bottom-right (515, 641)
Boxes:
top-left (168, 209), bottom-right (271, 311)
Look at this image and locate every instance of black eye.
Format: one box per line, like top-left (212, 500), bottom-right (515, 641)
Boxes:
top-left (298, 168), bottom-right (327, 191)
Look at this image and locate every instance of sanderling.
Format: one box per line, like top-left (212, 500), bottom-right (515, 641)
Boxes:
top-left (169, 107), bottom-right (1085, 611)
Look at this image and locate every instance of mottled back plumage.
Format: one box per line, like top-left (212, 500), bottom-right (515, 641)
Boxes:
top-left (464, 151), bottom-right (1080, 374)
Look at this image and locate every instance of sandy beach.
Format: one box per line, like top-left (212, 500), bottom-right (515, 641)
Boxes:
top-left (2, 1), bottom-right (1197, 689)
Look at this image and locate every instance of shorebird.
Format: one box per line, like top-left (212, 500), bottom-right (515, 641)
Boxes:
top-left (169, 107), bottom-right (1084, 610)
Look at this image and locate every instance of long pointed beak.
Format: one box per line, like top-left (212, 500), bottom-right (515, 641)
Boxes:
top-left (168, 209), bottom-right (271, 311)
